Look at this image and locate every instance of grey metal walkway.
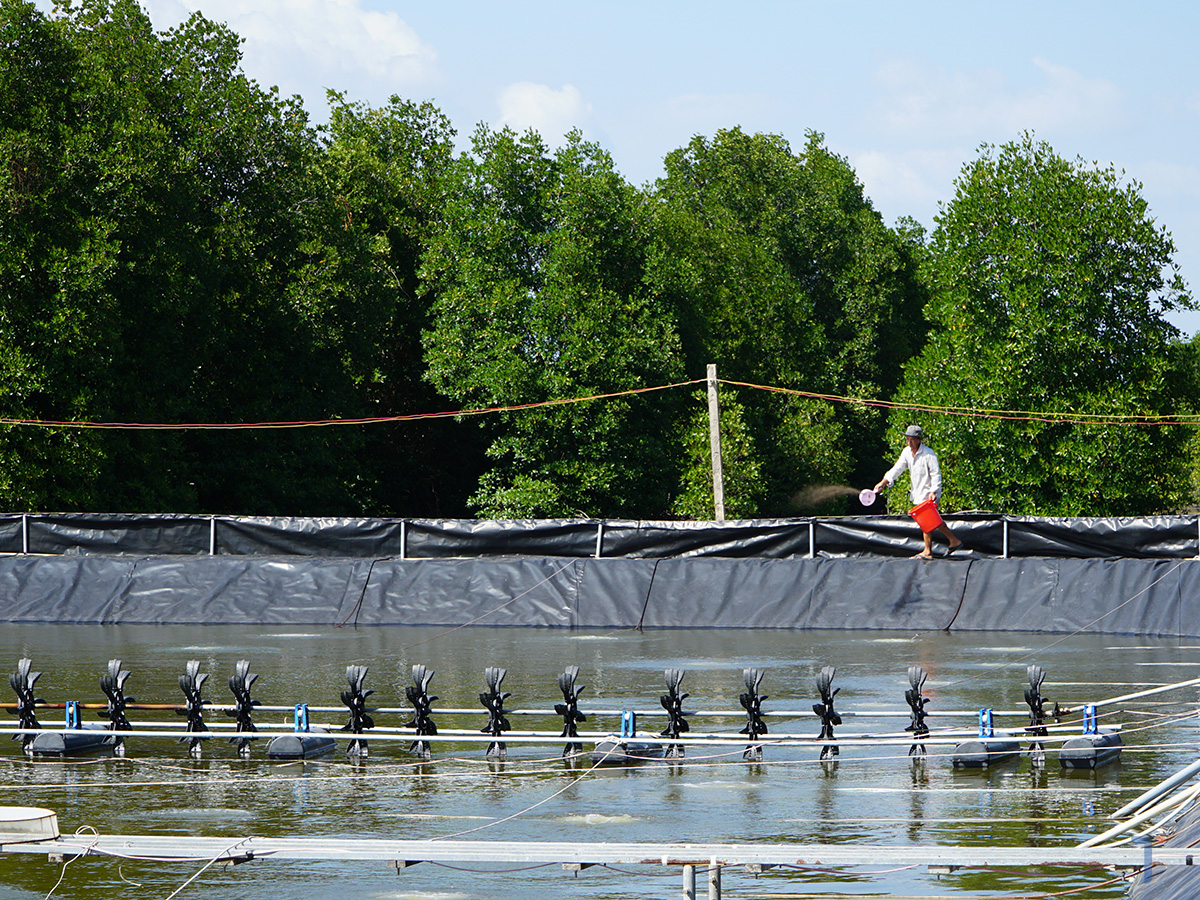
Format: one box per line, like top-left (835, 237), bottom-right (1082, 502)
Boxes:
top-left (4, 833), bottom-right (1192, 867)
top-left (5, 834), bottom-right (1189, 899)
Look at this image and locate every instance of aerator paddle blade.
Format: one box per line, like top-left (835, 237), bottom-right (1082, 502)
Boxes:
top-left (859, 488), bottom-right (876, 507)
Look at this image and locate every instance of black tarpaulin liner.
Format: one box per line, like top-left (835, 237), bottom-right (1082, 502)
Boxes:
top-left (813, 517), bottom-right (1007, 557)
top-left (0, 556), bottom-right (364, 624)
top-left (0, 516), bottom-right (23, 554)
top-left (599, 520), bottom-right (812, 558)
top-left (404, 519), bottom-right (599, 559)
top-left (218, 517), bottom-right (405, 557)
top-left (1005, 516), bottom-right (1199, 559)
top-left (357, 558), bottom-right (578, 627)
top-left (1, 512), bottom-right (1198, 635)
top-left (0, 555), bottom-right (135, 622)
top-left (629, 558), bottom-right (968, 630)
top-left (946, 558), bottom-right (1191, 635)
top-left (6, 512), bottom-right (1200, 558)
top-left (25, 514), bottom-right (212, 556)
top-left (1, 554), bottom-right (1198, 636)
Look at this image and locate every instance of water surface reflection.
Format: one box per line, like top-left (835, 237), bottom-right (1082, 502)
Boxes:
top-left (1, 625), bottom-right (1196, 899)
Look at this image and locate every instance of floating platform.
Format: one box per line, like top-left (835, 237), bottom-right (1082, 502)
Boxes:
top-left (266, 731), bottom-right (337, 760)
top-left (1059, 730), bottom-right (1123, 769)
top-left (28, 726), bottom-right (114, 758)
top-left (951, 738), bottom-right (1022, 768)
top-left (590, 736), bottom-right (670, 764)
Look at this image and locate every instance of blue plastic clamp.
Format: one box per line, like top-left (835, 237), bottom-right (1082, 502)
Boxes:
top-left (65, 700), bottom-right (81, 730)
top-left (1082, 704), bottom-right (1098, 735)
top-left (978, 707), bottom-right (994, 738)
top-left (294, 703), bottom-right (310, 733)
top-left (620, 710), bottom-right (636, 738)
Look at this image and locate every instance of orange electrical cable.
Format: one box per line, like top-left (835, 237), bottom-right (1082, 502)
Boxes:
top-left (0, 380), bottom-right (705, 431)
top-left (0, 376), bottom-right (1194, 431)
top-left (721, 379), bottom-right (1200, 427)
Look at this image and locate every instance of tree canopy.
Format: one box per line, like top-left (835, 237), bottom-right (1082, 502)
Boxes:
top-left (0, 0), bottom-right (385, 512)
top-left (1, 3), bottom-right (1195, 519)
top-left (648, 128), bottom-right (927, 514)
top-left (421, 128), bottom-right (684, 517)
top-left (887, 135), bottom-right (1194, 515)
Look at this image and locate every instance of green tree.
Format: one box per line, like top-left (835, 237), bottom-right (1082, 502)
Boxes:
top-left (890, 134), bottom-right (1194, 515)
top-left (672, 389), bottom-right (763, 520)
top-left (421, 128), bottom-right (685, 517)
top-left (648, 128), bottom-right (926, 514)
top-left (0, 0), bottom-right (384, 513)
top-left (314, 93), bottom-right (483, 515)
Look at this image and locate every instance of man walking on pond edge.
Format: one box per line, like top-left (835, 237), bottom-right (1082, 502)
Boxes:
top-left (874, 425), bottom-right (964, 559)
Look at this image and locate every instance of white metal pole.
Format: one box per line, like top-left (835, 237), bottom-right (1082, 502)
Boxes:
top-left (22, 514), bottom-right (28, 555)
top-left (708, 860), bottom-right (721, 899)
top-left (707, 364), bottom-right (725, 522)
top-left (595, 521), bottom-right (604, 558)
top-left (705, 364), bottom-right (724, 520)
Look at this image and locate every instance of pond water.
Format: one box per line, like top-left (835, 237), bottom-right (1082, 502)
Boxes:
top-left (0, 624), bottom-right (1198, 899)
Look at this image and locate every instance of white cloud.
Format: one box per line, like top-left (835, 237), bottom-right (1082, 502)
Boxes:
top-left (850, 148), bottom-right (964, 227)
top-left (496, 83), bottom-right (593, 143)
top-left (870, 56), bottom-right (1123, 141)
top-left (145, 0), bottom-right (436, 114)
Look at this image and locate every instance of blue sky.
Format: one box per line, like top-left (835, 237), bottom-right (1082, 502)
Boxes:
top-left (37, 0), bottom-right (1200, 335)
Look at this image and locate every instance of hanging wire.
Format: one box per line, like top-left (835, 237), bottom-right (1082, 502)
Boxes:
top-left (2, 376), bottom-right (1197, 431)
top-left (160, 837), bottom-right (257, 900)
top-left (937, 560), bottom-right (1189, 689)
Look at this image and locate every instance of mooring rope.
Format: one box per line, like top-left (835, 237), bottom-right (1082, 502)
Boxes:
top-left (938, 559), bottom-right (1189, 689)
top-left (635, 557), bottom-right (660, 632)
top-left (431, 743), bottom-right (620, 840)
top-left (940, 558), bottom-right (974, 631)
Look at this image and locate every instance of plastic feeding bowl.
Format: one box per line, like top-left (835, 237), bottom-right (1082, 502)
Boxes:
top-left (858, 489), bottom-right (876, 507)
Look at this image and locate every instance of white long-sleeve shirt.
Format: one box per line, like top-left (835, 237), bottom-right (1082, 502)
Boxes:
top-left (883, 443), bottom-right (942, 504)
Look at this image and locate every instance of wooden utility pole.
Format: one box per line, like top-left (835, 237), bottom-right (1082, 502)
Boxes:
top-left (706, 364), bottom-right (725, 521)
